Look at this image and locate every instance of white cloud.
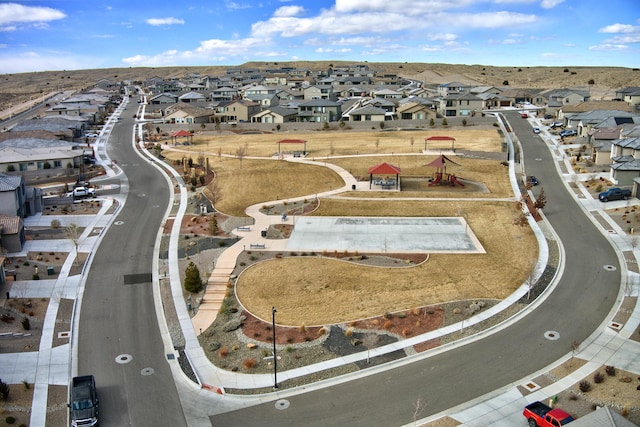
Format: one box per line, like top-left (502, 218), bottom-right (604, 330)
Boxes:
top-left (226, 1), bottom-right (252, 10)
top-left (540, 0), bottom-right (564, 9)
top-left (274, 5), bottom-right (305, 17)
top-left (146, 17), bottom-right (185, 26)
top-left (426, 33), bottom-right (458, 42)
top-left (599, 23), bottom-right (638, 34)
top-left (0, 3), bottom-right (65, 26)
top-left (315, 47), bottom-right (352, 53)
top-left (588, 43), bottom-right (629, 51)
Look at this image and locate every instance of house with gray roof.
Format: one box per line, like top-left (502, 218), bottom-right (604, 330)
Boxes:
top-left (178, 91), bottom-right (207, 103)
top-left (164, 103), bottom-right (216, 124)
top-left (615, 86), bottom-right (640, 113)
top-left (0, 214), bottom-right (25, 253)
top-left (297, 99), bottom-right (341, 123)
top-left (439, 93), bottom-right (484, 117)
top-left (345, 105), bottom-right (387, 122)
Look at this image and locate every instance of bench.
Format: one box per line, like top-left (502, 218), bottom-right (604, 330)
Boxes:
top-left (236, 226), bottom-right (251, 231)
top-left (250, 243), bottom-right (266, 249)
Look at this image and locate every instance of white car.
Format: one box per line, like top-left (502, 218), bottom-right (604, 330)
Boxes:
top-left (72, 187), bottom-right (96, 198)
top-left (86, 133), bottom-right (98, 138)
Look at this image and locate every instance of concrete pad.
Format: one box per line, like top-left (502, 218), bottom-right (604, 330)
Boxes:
top-left (285, 216), bottom-right (485, 253)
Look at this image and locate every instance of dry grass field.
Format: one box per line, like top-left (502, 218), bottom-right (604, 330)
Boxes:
top-left (237, 199), bottom-right (536, 325)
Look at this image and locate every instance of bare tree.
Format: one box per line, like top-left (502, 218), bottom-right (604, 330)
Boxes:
top-left (65, 223), bottom-right (81, 264)
top-left (235, 146), bottom-right (247, 169)
top-left (362, 333), bottom-right (379, 364)
top-left (525, 258), bottom-right (537, 300)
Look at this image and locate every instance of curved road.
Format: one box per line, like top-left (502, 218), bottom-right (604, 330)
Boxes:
top-left (76, 100), bottom-right (187, 426)
top-left (212, 111), bottom-right (622, 426)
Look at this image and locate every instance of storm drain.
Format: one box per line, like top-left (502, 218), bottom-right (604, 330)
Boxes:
top-left (124, 273), bottom-right (152, 285)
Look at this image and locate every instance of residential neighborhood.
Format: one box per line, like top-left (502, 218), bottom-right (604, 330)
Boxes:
top-left (2, 64), bottom-right (640, 259)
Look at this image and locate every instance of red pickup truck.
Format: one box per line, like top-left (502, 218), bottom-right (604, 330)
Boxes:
top-left (523, 401), bottom-right (574, 427)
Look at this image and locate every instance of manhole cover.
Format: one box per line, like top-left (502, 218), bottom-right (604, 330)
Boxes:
top-left (544, 331), bottom-right (560, 341)
top-left (141, 367), bottom-right (154, 376)
top-left (275, 399), bottom-right (290, 410)
top-left (115, 354), bottom-right (133, 364)
top-left (603, 265), bottom-right (617, 271)
top-left (114, 221), bottom-right (124, 226)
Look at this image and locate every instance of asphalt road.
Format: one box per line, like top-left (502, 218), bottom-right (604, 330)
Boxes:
top-left (212, 112), bottom-right (622, 426)
top-left (76, 100), bottom-right (187, 426)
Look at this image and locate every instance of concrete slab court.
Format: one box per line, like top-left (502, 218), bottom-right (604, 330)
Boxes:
top-left (285, 217), bottom-right (486, 254)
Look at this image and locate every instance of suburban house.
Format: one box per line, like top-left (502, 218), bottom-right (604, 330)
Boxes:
top-left (164, 103), bottom-right (216, 124)
top-left (209, 87), bottom-right (238, 102)
top-left (215, 99), bottom-right (261, 123)
top-left (297, 99), bottom-right (341, 122)
top-left (149, 93), bottom-right (180, 105)
top-left (345, 105), bottom-right (387, 122)
top-left (0, 215), bottom-right (25, 253)
top-left (615, 86), bottom-right (640, 113)
top-left (590, 127), bottom-right (623, 164)
top-left (0, 174), bottom-right (26, 217)
top-left (396, 102), bottom-right (436, 121)
top-left (562, 109), bottom-right (638, 137)
top-left (251, 106), bottom-right (298, 124)
top-left (437, 82), bottom-right (470, 98)
top-left (178, 92), bottom-right (207, 103)
top-left (303, 85), bottom-right (337, 101)
top-left (438, 93), bottom-right (484, 117)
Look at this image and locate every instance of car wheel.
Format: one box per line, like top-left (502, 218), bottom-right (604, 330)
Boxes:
top-left (624, 196), bottom-right (629, 200)
top-left (528, 419), bottom-right (538, 427)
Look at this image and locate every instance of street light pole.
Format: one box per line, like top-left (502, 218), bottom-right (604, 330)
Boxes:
top-left (272, 306), bottom-right (278, 390)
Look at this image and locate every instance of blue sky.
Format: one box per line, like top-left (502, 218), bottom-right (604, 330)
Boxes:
top-left (0, 0), bottom-right (638, 74)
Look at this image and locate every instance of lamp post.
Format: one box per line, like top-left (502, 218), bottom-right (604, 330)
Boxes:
top-left (272, 306), bottom-right (278, 390)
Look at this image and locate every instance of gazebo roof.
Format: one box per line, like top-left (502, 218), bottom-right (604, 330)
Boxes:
top-left (171, 130), bottom-right (191, 137)
top-left (277, 139), bottom-right (306, 144)
top-left (425, 154), bottom-right (460, 168)
top-left (425, 136), bottom-right (456, 141)
top-left (368, 162), bottom-right (401, 175)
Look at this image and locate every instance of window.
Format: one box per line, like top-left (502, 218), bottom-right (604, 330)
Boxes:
top-left (54, 160), bottom-right (62, 168)
top-left (19, 163), bottom-right (28, 171)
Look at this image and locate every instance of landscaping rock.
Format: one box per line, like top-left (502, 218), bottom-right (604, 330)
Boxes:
top-left (222, 315), bottom-right (246, 332)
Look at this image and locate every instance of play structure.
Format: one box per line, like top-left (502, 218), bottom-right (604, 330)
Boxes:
top-left (426, 154), bottom-right (465, 187)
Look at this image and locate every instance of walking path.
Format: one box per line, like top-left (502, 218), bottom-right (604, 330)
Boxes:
top-left (0, 108), bottom-right (638, 426)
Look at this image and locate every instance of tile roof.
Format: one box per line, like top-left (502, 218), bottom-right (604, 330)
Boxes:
top-left (0, 174), bottom-right (23, 192)
top-left (0, 215), bottom-right (21, 234)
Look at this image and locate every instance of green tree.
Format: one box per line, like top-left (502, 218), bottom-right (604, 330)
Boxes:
top-left (209, 217), bottom-right (218, 235)
top-left (184, 262), bottom-right (203, 293)
top-left (442, 118), bottom-right (448, 126)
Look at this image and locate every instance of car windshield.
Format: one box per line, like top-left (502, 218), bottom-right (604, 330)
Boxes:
top-left (72, 399), bottom-right (93, 410)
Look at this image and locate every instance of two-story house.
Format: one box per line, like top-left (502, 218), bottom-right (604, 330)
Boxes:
top-left (297, 100), bottom-right (342, 123)
top-left (439, 93), bottom-right (484, 117)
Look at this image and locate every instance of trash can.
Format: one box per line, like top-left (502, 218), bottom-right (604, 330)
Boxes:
top-left (352, 184), bottom-right (356, 190)
top-left (47, 266), bottom-right (55, 275)
top-left (261, 230), bottom-right (267, 237)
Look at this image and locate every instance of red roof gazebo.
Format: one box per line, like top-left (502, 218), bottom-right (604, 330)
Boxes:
top-left (171, 129), bottom-right (192, 145)
top-left (367, 162), bottom-right (401, 189)
top-left (277, 139), bottom-right (307, 156)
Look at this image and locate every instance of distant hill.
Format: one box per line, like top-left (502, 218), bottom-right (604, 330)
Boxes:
top-left (1, 61), bottom-right (639, 109)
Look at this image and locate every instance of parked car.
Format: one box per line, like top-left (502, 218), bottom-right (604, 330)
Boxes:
top-left (521, 113), bottom-right (528, 118)
top-left (533, 127), bottom-right (541, 134)
top-left (523, 401), bottom-right (574, 427)
top-left (527, 176), bottom-right (539, 186)
top-left (544, 114), bottom-right (553, 119)
top-left (599, 187), bottom-right (631, 202)
top-left (72, 187), bottom-right (96, 198)
top-left (85, 133), bottom-right (98, 138)
top-left (559, 129), bottom-right (577, 137)
top-left (550, 122), bottom-right (563, 129)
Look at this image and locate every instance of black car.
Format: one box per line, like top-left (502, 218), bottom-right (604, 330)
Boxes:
top-left (527, 176), bottom-right (539, 186)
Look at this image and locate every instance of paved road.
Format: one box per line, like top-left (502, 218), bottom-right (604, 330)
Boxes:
top-left (212, 112), bottom-right (622, 426)
top-left (76, 100), bottom-right (187, 426)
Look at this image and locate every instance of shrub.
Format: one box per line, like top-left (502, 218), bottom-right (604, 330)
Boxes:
top-left (285, 346), bottom-right (293, 353)
top-left (22, 380), bottom-right (30, 390)
top-left (32, 274), bottom-right (40, 280)
top-left (579, 380), bottom-right (591, 392)
top-left (21, 317), bottom-right (30, 330)
top-left (218, 347), bottom-right (228, 358)
top-left (0, 379), bottom-right (9, 400)
top-left (5, 416), bottom-right (15, 424)
top-left (605, 365), bottom-right (616, 376)
top-left (243, 358), bottom-right (256, 369)
top-left (593, 371), bottom-right (604, 383)
top-left (51, 219), bottom-right (61, 229)
top-left (298, 324), bottom-right (306, 333)
top-left (344, 327), bottom-right (354, 337)
top-left (383, 320), bottom-right (392, 329)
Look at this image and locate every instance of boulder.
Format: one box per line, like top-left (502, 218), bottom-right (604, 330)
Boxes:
top-left (222, 315), bottom-right (246, 332)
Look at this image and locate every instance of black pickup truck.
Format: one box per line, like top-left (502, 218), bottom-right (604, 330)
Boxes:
top-left (598, 187), bottom-right (631, 202)
top-left (69, 375), bottom-right (99, 427)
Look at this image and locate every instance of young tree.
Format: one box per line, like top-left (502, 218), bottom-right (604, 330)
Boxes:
top-left (534, 187), bottom-right (547, 210)
top-left (0, 378), bottom-right (9, 401)
top-left (235, 146), bottom-right (247, 169)
top-left (66, 223), bottom-right (81, 264)
top-left (184, 262), bottom-right (203, 293)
